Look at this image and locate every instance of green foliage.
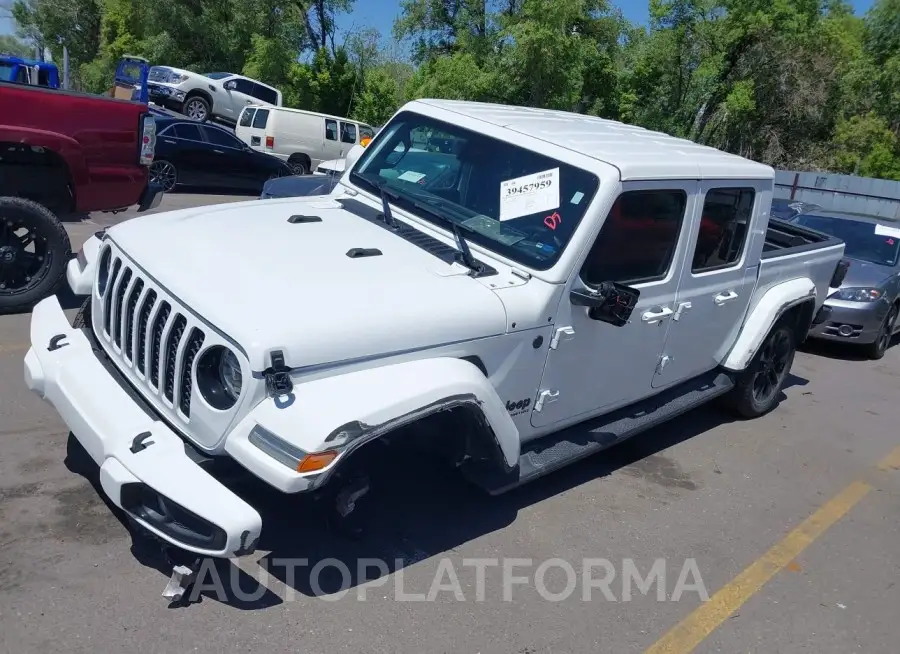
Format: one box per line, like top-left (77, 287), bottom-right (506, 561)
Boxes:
top-left (0, 34), bottom-right (32, 57)
top-left (8, 0), bottom-right (900, 179)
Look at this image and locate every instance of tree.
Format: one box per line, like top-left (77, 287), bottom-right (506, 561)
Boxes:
top-left (0, 34), bottom-right (32, 56)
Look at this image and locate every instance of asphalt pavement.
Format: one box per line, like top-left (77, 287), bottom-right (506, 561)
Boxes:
top-left (0, 192), bottom-right (898, 654)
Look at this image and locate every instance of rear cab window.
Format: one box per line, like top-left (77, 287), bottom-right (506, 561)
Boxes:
top-left (251, 83), bottom-right (279, 105)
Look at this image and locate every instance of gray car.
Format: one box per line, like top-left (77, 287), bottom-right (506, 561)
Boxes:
top-left (792, 211), bottom-right (900, 359)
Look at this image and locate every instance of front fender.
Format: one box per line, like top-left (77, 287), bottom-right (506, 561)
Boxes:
top-left (723, 277), bottom-right (816, 371)
top-left (224, 357), bottom-right (520, 493)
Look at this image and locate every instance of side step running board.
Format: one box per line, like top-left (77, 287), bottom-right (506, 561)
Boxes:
top-left (468, 371), bottom-right (734, 495)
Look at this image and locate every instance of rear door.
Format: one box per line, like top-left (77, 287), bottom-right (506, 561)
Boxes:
top-left (250, 82), bottom-right (279, 107)
top-left (651, 183), bottom-right (761, 388)
top-left (199, 125), bottom-right (255, 188)
top-left (223, 77), bottom-right (257, 119)
top-left (238, 107), bottom-right (270, 151)
top-left (162, 122), bottom-right (212, 186)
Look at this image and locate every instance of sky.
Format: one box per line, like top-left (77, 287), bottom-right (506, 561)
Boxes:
top-left (0, 0), bottom-right (879, 44)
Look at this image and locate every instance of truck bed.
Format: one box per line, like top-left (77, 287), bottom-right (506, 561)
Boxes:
top-left (755, 218), bottom-right (846, 315)
top-left (762, 218), bottom-right (843, 258)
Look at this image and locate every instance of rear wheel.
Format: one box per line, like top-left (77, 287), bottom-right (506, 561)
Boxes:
top-left (149, 160), bottom-right (178, 192)
top-left (866, 304), bottom-right (897, 360)
top-left (287, 157), bottom-right (310, 175)
top-left (0, 197), bottom-right (70, 313)
top-left (723, 322), bottom-right (796, 418)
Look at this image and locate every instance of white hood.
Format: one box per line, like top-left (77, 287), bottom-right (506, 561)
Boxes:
top-left (106, 198), bottom-right (508, 371)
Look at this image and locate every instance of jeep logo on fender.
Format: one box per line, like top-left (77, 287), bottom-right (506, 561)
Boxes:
top-left (506, 398), bottom-right (531, 415)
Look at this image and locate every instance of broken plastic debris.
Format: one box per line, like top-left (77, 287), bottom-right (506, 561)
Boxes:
top-left (162, 564), bottom-right (196, 602)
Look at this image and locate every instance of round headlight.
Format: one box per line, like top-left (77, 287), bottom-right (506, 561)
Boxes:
top-left (219, 349), bottom-right (242, 399)
top-left (197, 345), bottom-right (243, 410)
top-left (97, 246), bottom-right (111, 296)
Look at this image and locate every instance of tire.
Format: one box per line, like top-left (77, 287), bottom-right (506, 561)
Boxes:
top-left (0, 196), bottom-right (70, 313)
top-left (288, 159), bottom-right (310, 175)
top-left (72, 297), bottom-right (91, 328)
top-left (865, 304), bottom-right (897, 360)
top-left (183, 95), bottom-right (211, 122)
top-left (149, 160), bottom-right (178, 193)
top-left (723, 321), bottom-right (797, 419)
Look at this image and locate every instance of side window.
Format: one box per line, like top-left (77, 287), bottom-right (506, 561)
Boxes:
top-left (239, 108), bottom-right (255, 127)
top-left (251, 108), bottom-right (269, 129)
top-left (581, 190), bottom-right (688, 286)
top-left (231, 78), bottom-right (255, 95)
top-left (325, 119), bottom-right (338, 141)
top-left (202, 126), bottom-right (242, 148)
top-left (340, 122), bottom-right (357, 144)
top-left (251, 83), bottom-right (278, 105)
top-left (692, 187), bottom-right (755, 272)
top-left (172, 123), bottom-right (204, 141)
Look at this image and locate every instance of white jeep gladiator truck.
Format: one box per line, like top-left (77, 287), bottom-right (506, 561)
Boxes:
top-left (25, 99), bottom-right (847, 561)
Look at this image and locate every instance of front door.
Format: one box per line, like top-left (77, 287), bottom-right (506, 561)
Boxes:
top-left (223, 78), bottom-right (257, 120)
top-left (652, 183), bottom-right (761, 388)
top-left (531, 181), bottom-right (698, 430)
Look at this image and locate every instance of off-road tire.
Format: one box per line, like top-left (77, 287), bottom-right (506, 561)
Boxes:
top-left (72, 297), bottom-right (91, 329)
top-left (865, 304), bottom-right (897, 360)
top-left (722, 321), bottom-right (797, 419)
top-left (0, 196), bottom-right (70, 313)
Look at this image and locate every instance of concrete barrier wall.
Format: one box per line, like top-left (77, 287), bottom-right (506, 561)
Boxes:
top-left (774, 170), bottom-right (900, 220)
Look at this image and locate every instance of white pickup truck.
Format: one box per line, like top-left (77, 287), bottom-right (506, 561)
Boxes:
top-left (25, 99), bottom-right (847, 561)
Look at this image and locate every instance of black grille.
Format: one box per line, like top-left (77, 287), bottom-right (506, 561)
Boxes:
top-left (103, 259), bottom-right (121, 335)
top-left (149, 302), bottom-right (171, 388)
top-left (113, 268), bottom-right (133, 349)
top-left (179, 329), bottom-right (205, 416)
top-left (163, 314), bottom-right (187, 403)
top-left (123, 279), bottom-right (144, 362)
top-left (135, 289), bottom-right (157, 374)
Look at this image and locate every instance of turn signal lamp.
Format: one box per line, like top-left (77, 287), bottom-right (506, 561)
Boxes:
top-left (296, 451), bottom-right (339, 473)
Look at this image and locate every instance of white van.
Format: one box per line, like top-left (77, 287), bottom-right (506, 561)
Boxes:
top-left (235, 106), bottom-right (376, 175)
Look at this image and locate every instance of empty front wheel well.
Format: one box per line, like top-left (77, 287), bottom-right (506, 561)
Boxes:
top-left (329, 402), bottom-right (508, 483)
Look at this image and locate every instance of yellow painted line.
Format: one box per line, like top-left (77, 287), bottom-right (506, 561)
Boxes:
top-left (877, 445), bottom-right (900, 472)
top-left (0, 344), bottom-right (28, 355)
top-left (644, 480), bottom-right (871, 654)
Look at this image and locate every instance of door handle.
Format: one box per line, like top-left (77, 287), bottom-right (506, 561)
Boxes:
top-left (714, 291), bottom-right (739, 305)
top-left (164, 139), bottom-right (176, 144)
top-left (245, 99), bottom-right (253, 103)
top-left (641, 307), bottom-right (674, 323)
top-left (213, 149), bottom-right (224, 154)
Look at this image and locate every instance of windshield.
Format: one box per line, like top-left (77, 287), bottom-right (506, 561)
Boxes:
top-left (203, 72), bottom-right (232, 80)
top-left (349, 111), bottom-right (600, 270)
top-left (795, 215), bottom-right (900, 266)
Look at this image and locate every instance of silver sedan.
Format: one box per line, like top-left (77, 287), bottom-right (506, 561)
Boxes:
top-left (792, 211), bottom-right (900, 359)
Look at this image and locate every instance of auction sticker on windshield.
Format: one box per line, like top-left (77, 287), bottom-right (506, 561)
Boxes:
top-left (499, 168), bottom-right (560, 221)
top-left (874, 224), bottom-right (900, 239)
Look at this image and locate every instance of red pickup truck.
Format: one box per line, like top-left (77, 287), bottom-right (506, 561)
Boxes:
top-left (0, 82), bottom-right (159, 312)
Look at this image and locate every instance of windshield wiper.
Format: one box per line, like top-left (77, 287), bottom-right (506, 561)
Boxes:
top-left (369, 179), bottom-right (483, 274)
top-left (377, 183), bottom-right (399, 229)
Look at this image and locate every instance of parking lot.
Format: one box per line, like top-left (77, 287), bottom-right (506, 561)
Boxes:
top-left (1, 192), bottom-right (898, 654)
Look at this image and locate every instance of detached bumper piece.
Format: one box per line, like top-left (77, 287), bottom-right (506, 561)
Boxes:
top-left (23, 295), bottom-right (261, 558)
top-left (137, 183), bottom-right (163, 212)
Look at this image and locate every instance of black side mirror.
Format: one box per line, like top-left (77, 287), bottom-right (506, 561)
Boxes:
top-left (570, 281), bottom-right (640, 327)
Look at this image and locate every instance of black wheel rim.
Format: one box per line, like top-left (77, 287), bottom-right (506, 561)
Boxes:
top-left (150, 161), bottom-right (177, 192)
top-left (877, 309), bottom-right (896, 353)
top-left (288, 162), bottom-right (306, 175)
top-left (752, 329), bottom-right (792, 405)
top-left (185, 99), bottom-right (207, 121)
top-left (0, 214), bottom-right (53, 296)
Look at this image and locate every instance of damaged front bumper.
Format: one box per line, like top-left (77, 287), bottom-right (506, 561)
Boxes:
top-left (23, 295), bottom-right (262, 558)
